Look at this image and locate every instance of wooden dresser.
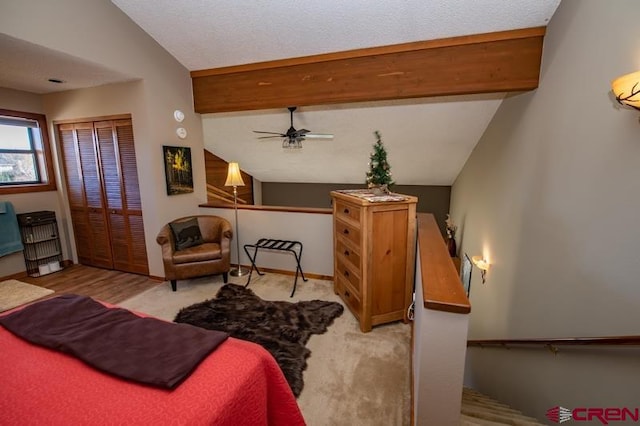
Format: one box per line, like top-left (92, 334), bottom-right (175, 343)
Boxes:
top-left (330, 191), bottom-right (417, 332)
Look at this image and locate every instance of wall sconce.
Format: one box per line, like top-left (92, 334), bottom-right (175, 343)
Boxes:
top-left (472, 255), bottom-right (490, 284)
top-left (611, 71), bottom-right (640, 111)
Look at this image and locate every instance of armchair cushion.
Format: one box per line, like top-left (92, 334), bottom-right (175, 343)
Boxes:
top-left (170, 217), bottom-right (203, 251)
top-left (172, 242), bottom-right (223, 264)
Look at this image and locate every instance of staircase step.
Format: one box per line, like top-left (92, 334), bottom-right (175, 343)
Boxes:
top-left (462, 399), bottom-right (527, 417)
top-left (463, 394), bottom-right (513, 409)
top-left (461, 406), bottom-right (543, 425)
top-left (460, 413), bottom-right (513, 425)
top-left (461, 388), bottom-right (545, 426)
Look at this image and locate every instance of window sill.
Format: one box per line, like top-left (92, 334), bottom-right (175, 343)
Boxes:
top-left (0, 181), bottom-right (57, 195)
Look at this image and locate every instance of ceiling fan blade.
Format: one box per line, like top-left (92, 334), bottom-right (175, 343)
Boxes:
top-left (303, 133), bottom-right (334, 139)
top-left (253, 130), bottom-right (286, 136)
top-left (256, 135), bottom-right (285, 139)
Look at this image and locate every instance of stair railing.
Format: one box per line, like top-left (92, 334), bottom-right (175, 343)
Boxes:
top-left (468, 336), bottom-right (640, 354)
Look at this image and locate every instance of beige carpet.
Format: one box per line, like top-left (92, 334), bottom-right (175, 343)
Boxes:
top-left (119, 273), bottom-right (411, 426)
top-left (0, 279), bottom-right (54, 313)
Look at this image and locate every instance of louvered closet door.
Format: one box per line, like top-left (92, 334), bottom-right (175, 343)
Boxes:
top-left (58, 123), bottom-right (114, 269)
top-left (95, 120), bottom-right (148, 275)
top-left (58, 118), bottom-right (148, 275)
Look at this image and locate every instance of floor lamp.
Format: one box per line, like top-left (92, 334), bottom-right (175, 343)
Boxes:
top-left (225, 162), bottom-right (248, 277)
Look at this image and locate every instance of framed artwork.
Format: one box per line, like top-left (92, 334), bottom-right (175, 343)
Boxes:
top-left (163, 145), bottom-right (193, 195)
top-left (460, 253), bottom-right (473, 297)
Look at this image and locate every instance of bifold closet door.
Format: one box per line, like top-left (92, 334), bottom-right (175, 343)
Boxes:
top-left (94, 120), bottom-right (148, 275)
top-left (59, 122), bottom-right (113, 269)
top-left (58, 119), bottom-right (148, 275)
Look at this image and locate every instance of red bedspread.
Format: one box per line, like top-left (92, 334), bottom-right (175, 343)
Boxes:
top-left (0, 306), bottom-right (305, 426)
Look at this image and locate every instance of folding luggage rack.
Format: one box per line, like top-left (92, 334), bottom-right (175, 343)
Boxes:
top-left (243, 238), bottom-right (307, 297)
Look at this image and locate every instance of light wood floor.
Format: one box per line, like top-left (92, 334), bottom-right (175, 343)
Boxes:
top-left (18, 264), bottom-right (162, 304)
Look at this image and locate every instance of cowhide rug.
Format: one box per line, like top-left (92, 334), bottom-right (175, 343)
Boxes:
top-left (174, 283), bottom-right (344, 397)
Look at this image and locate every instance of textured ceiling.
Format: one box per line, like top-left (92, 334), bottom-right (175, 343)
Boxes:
top-left (0, 1), bottom-right (562, 187)
top-left (111, 0), bottom-right (561, 71)
top-left (109, 0), bottom-right (560, 185)
top-left (0, 33), bottom-right (135, 95)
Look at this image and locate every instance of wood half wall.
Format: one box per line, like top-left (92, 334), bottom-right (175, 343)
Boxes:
top-left (204, 150), bottom-right (254, 205)
top-left (192, 27), bottom-right (546, 113)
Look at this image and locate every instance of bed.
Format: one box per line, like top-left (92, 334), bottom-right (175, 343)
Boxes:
top-left (0, 295), bottom-right (305, 426)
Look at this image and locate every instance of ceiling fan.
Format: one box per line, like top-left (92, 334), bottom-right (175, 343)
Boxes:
top-left (253, 106), bottom-right (333, 149)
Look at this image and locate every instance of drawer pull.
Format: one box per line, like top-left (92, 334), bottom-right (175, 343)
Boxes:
top-left (344, 290), bottom-right (350, 298)
top-left (343, 270), bottom-right (349, 277)
top-left (343, 208), bottom-right (350, 214)
top-left (343, 229), bottom-right (349, 235)
top-left (344, 250), bottom-right (349, 256)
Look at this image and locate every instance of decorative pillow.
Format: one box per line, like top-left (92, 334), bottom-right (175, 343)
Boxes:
top-left (169, 218), bottom-right (203, 251)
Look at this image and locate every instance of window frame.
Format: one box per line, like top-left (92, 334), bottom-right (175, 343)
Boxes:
top-left (0, 109), bottom-right (56, 194)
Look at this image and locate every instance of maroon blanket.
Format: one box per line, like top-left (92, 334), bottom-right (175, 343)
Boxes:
top-left (0, 294), bottom-right (228, 388)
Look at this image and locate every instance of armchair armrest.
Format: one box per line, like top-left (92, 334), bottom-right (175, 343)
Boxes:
top-left (156, 226), bottom-right (175, 260)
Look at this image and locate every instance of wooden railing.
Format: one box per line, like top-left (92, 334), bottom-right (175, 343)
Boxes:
top-left (199, 202), bottom-right (332, 214)
top-left (417, 213), bottom-right (470, 314)
top-left (468, 336), bottom-right (640, 353)
top-left (206, 184), bottom-right (246, 204)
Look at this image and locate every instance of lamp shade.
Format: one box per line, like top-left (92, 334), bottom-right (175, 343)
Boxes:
top-left (224, 162), bottom-right (245, 187)
top-left (611, 71), bottom-right (640, 111)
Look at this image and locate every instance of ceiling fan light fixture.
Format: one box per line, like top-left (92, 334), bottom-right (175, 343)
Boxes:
top-left (283, 138), bottom-right (302, 149)
top-left (254, 106), bottom-right (333, 149)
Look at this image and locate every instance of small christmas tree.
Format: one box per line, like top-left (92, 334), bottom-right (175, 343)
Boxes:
top-left (366, 131), bottom-right (394, 190)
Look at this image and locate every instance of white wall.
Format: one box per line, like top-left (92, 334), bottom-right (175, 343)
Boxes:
top-left (199, 207), bottom-right (333, 277)
top-left (0, 88), bottom-right (71, 276)
top-left (2, 0), bottom-right (207, 277)
top-left (451, 0), bottom-right (640, 419)
top-left (412, 247), bottom-right (469, 426)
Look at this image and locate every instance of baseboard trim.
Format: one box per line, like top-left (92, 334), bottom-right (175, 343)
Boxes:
top-left (146, 268), bottom-right (333, 284)
top-left (0, 270), bottom-right (28, 281)
top-left (0, 259), bottom-right (74, 281)
top-left (238, 264), bottom-right (333, 281)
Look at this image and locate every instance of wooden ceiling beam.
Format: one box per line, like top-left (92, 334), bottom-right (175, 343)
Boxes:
top-left (192, 27), bottom-right (546, 114)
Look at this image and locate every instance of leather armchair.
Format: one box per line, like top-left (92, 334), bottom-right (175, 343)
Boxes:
top-left (156, 215), bottom-right (232, 291)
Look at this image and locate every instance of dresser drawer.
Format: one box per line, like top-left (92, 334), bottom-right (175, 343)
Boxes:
top-left (336, 237), bottom-right (361, 271)
top-left (336, 255), bottom-right (361, 295)
top-left (335, 219), bottom-right (360, 247)
top-left (335, 200), bottom-right (361, 224)
top-left (336, 275), bottom-right (362, 319)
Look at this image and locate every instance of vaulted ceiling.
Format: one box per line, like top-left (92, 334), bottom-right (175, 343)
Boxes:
top-left (0, 1), bottom-right (562, 185)
top-left (110, 0), bottom-right (561, 185)
top-left (111, 0), bottom-right (560, 73)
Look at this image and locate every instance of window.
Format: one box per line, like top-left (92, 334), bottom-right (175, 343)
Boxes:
top-left (0, 109), bottom-right (56, 194)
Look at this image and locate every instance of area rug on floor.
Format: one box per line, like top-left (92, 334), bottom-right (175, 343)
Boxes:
top-left (0, 279), bottom-right (54, 313)
top-left (174, 283), bottom-right (344, 397)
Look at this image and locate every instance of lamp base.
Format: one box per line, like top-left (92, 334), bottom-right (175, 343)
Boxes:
top-left (230, 266), bottom-right (249, 277)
